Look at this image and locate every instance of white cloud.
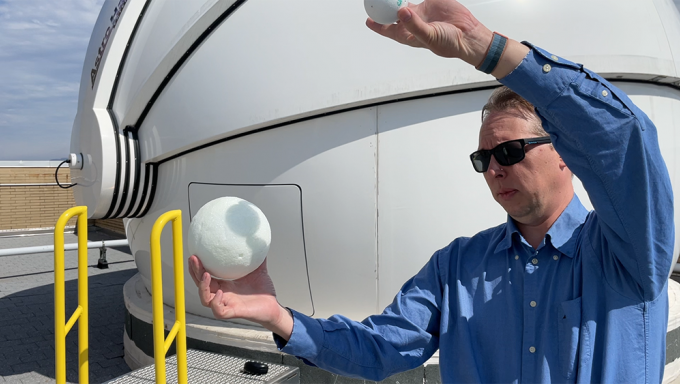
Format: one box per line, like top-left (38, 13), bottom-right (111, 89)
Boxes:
top-left (0, 0), bottom-right (104, 160)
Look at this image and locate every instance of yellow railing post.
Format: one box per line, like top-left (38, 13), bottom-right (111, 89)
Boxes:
top-left (54, 206), bottom-right (89, 384)
top-left (150, 210), bottom-right (188, 384)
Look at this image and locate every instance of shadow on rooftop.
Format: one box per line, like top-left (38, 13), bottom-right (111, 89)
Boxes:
top-left (0, 268), bottom-right (137, 382)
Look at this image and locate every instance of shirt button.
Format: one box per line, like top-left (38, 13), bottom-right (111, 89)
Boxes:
top-left (529, 346), bottom-right (536, 353)
top-left (515, 255), bottom-right (519, 260)
top-left (531, 258), bottom-right (539, 265)
top-left (553, 255), bottom-right (559, 261)
top-left (543, 64), bottom-right (552, 73)
top-left (530, 301), bottom-right (537, 307)
top-left (551, 55), bottom-right (559, 61)
top-left (602, 90), bottom-right (609, 97)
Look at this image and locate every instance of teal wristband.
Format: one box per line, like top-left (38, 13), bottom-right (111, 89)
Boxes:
top-left (477, 32), bottom-right (508, 74)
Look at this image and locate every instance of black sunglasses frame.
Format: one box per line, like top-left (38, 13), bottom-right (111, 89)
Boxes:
top-left (470, 136), bottom-right (552, 173)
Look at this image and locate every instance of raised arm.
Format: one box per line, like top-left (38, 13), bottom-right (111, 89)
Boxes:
top-left (499, 46), bottom-right (674, 301)
top-left (368, 0), bottom-right (674, 300)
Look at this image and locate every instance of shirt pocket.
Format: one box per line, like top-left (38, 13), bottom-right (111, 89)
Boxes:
top-left (557, 296), bottom-right (582, 381)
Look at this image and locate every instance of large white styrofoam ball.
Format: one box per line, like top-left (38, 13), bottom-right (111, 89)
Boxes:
top-left (188, 196), bottom-right (271, 280)
top-left (364, 0), bottom-right (409, 25)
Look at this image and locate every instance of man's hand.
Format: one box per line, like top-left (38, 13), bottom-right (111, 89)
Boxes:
top-left (366, 0), bottom-right (529, 79)
top-left (188, 255), bottom-right (294, 340)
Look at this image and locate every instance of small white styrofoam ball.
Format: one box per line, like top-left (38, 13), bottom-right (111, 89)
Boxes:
top-left (188, 196), bottom-right (271, 280)
top-left (365, 0), bottom-right (409, 25)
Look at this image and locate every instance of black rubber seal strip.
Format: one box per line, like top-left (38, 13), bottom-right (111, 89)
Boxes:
top-left (102, 108), bottom-right (123, 219)
top-left (139, 163), bottom-right (158, 217)
top-left (112, 126), bottom-right (133, 218)
top-left (133, 0), bottom-right (248, 130)
top-left (107, 0), bottom-right (153, 111)
top-left (121, 126), bottom-right (142, 218)
top-left (136, 84), bottom-right (499, 219)
top-left (155, 85), bottom-right (500, 166)
top-left (128, 38), bottom-right (680, 219)
top-left (102, 0), bottom-right (152, 219)
top-left (150, 77), bottom-right (679, 167)
top-left (131, 162), bottom-right (152, 218)
top-left (104, 0), bottom-right (248, 219)
top-left (610, 78), bottom-right (680, 92)
top-left (129, 0), bottom-right (248, 218)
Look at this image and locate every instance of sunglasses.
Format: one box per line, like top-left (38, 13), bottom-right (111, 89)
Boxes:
top-left (470, 137), bottom-right (552, 173)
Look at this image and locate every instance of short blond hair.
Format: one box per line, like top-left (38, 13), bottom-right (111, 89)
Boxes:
top-left (481, 86), bottom-right (548, 137)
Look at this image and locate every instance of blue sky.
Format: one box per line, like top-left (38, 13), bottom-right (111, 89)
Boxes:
top-left (0, 0), bottom-right (104, 160)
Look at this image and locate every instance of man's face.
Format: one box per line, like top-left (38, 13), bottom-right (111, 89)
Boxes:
top-left (478, 111), bottom-right (571, 225)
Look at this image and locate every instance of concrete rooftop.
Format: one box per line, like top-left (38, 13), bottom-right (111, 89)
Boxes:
top-left (0, 229), bottom-right (135, 383)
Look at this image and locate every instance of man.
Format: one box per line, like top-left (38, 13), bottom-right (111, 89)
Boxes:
top-left (188, 0), bottom-right (674, 382)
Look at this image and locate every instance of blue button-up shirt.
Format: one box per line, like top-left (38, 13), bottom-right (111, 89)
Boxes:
top-left (277, 44), bottom-right (674, 383)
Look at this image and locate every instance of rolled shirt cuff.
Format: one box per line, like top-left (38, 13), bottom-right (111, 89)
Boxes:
top-left (273, 308), bottom-right (325, 361)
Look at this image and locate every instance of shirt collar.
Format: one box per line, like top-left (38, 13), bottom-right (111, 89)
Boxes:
top-left (494, 194), bottom-right (589, 258)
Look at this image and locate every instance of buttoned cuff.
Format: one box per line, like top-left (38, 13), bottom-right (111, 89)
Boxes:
top-left (273, 308), bottom-right (325, 360)
top-left (500, 42), bottom-right (582, 110)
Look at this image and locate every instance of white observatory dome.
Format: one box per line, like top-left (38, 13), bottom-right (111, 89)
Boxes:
top-left (70, 0), bottom-right (680, 326)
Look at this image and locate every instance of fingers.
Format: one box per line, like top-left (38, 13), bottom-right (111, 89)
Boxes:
top-left (210, 290), bottom-right (224, 317)
top-left (198, 271), bottom-right (214, 307)
top-left (191, 255), bottom-right (219, 308)
top-left (188, 255), bottom-right (206, 286)
top-left (210, 290), bottom-right (235, 319)
top-left (365, 16), bottom-right (425, 49)
top-left (188, 255), bottom-right (200, 286)
top-left (365, 18), bottom-right (388, 34)
top-left (365, 17), bottom-right (399, 38)
top-left (396, 7), bottom-right (435, 48)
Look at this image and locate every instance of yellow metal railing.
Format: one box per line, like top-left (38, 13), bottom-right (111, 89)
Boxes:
top-left (150, 210), bottom-right (188, 384)
top-left (54, 206), bottom-right (89, 384)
